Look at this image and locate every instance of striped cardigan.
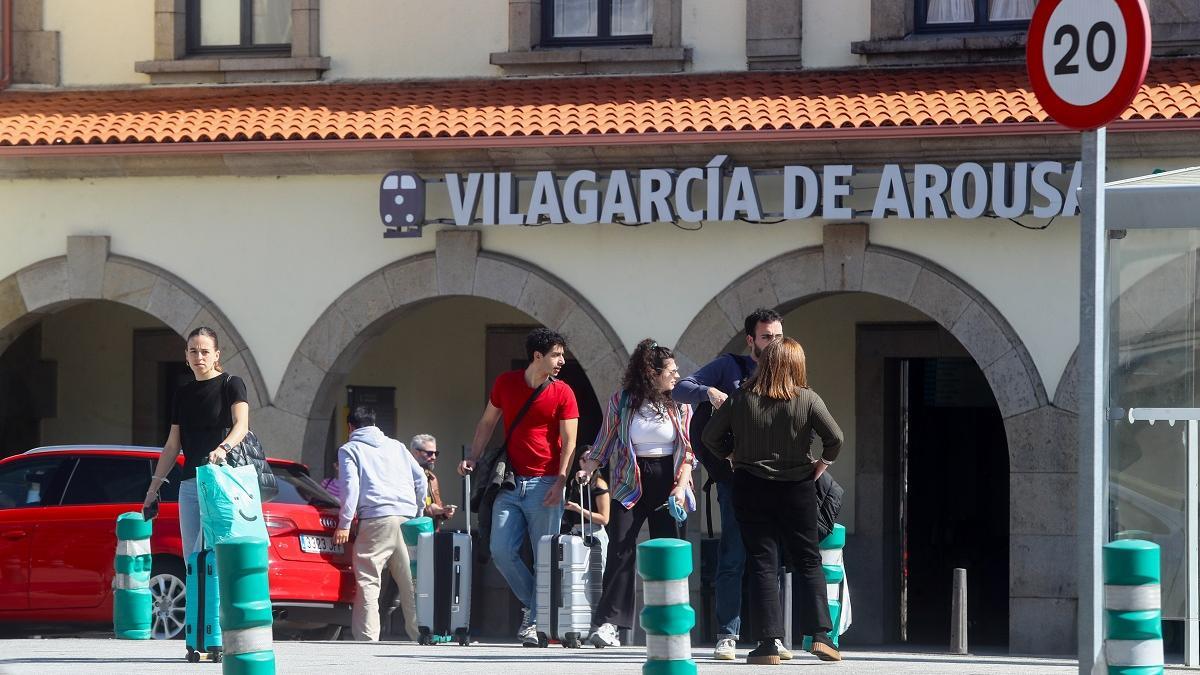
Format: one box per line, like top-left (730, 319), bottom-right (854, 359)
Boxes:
top-left (584, 390), bottom-right (697, 510)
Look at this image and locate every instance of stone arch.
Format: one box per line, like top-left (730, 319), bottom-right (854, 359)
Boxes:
top-left (0, 235), bottom-right (270, 409)
top-left (674, 224), bottom-right (1047, 421)
top-left (673, 224), bottom-right (1076, 654)
top-left (272, 229), bottom-right (629, 470)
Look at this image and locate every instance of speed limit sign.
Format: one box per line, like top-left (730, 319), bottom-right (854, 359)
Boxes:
top-left (1026, 0), bottom-right (1150, 130)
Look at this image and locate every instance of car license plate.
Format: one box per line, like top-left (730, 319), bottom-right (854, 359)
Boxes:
top-left (299, 534), bottom-right (343, 555)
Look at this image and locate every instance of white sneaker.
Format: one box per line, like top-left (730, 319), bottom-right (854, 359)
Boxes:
top-left (775, 639), bottom-right (793, 660)
top-left (714, 635), bottom-right (737, 660)
top-left (517, 607), bottom-right (539, 646)
top-left (590, 622), bottom-right (620, 648)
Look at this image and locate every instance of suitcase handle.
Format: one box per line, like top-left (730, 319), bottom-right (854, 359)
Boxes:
top-left (464, 471), bottom-right (471, 537)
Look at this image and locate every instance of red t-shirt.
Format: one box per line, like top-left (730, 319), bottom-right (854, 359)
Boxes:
top-left (489, 370), bottom-right (579, 477)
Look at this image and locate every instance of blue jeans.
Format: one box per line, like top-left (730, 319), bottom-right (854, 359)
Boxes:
top-left (715, 479), bottom-right (745, 638)
top-left (178, 478), bottom-right (202, 560)
top-left (489, 475), bottom-right (564, 623)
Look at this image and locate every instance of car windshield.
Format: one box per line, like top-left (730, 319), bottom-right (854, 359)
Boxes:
top-left (266, 463), bottom-right (339, 509)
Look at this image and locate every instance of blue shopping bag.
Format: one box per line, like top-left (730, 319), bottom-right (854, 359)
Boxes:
top-left (197, 463), bottom-right (268, 547)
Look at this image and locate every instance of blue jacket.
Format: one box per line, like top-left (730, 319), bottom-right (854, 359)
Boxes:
top-left (671, 353), bottom-right (756, 405)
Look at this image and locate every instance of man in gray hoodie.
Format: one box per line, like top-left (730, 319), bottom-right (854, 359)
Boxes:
top-left (333, 406), bottom-right (428, 641)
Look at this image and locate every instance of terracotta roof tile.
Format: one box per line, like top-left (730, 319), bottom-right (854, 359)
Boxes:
top-left (2, 59), bottom-right (1200, 148)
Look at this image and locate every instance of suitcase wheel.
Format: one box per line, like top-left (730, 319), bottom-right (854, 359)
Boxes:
top-left (210, 649), bottom-right (223, 663)
top-left (185, 648), bottom-right (200, 663)
top-left (563, 634), bottom-right (581, 649)
top-left (458, 634), bottom-right (470, 647)
top-left (538, 634), bottom-right (549, 649)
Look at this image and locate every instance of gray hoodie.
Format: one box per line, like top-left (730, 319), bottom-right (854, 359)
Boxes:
top-left (337, 426), bottom-right (428, 530)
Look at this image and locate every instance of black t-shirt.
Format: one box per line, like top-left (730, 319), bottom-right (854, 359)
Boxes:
top-left (561, 483), bottom-right (609, 532)
top-left (171, 373), bottom-right (247, 481)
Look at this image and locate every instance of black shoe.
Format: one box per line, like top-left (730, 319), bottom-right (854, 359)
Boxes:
top-left (746, 640), bottom-right (781, 665)
top-left (808, 634), bottom-right (842, 662)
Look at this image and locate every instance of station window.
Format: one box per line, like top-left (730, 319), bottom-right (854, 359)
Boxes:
top-left (541, 0), bottom-right (652, 47)
top-left (186, 0), bottom-right (292, 55)
top-left (915, 0), bottom-right (1034, 34)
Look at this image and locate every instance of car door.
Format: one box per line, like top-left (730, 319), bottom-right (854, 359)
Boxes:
top-left (29, 455), bottom-right (154, 611)
top-left (0, 455), bottom-right (74, 611)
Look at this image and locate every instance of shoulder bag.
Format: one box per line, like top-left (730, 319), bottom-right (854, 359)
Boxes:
top-left (220, 373), bottom-right (278, 497)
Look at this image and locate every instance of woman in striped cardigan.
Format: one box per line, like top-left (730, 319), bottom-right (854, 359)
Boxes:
top-left (578, 338), bottom-right (696, 649)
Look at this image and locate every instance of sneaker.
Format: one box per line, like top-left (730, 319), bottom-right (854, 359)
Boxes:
top-left (747, 640), bottom-right (781, 665)
top-left (808, 634), bottom-right (842, 662)
top-left (713, 635), bottom-right (737, 660)
top-left (517, 607), bottom-right (539, 647)
top-left (590, 622), bottom-right (620, 648)
top-left (775, 639), bottom-right (793, 661)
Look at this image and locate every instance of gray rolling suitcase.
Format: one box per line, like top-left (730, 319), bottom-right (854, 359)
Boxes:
top-left (535, 481), bottom-right (604, 648)
top-left (416, 473), bottom-right (472, 646)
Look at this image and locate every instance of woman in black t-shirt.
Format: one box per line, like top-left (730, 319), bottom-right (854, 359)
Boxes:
top-left (141, 327), bottom-right (249, 559)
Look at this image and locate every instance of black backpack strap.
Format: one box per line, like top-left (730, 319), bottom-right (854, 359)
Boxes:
top-left (502, 377), bottom-right (553, 450)
top-left (703, 476), bottom-right (715, 539)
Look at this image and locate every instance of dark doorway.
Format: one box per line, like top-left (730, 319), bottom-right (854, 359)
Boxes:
top-left (897, 357), bottom-right (1008, 648)
top-left (132, 329), bottom-right (189, 447)
top-left (0, 324), bottom-right (56, 458)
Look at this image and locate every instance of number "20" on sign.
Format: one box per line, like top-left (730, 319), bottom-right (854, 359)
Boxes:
top-left (1026, 0), bottom-right (1150, 130)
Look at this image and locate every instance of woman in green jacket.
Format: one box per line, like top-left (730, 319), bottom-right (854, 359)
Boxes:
top-left (703, 337), bottom-right (843, 665)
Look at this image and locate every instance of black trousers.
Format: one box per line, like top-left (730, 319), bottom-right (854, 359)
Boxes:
top-left (593, 456), bottom-right (681, 629)
top-left (732, 470), bottom-right (832, 642)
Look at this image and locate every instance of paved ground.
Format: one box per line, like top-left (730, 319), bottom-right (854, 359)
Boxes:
top-left (0, 638), bottom-right (1194, 674)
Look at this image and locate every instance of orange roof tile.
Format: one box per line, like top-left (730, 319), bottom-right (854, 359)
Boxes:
top-left (2, 59), bottom-right (1200, 149)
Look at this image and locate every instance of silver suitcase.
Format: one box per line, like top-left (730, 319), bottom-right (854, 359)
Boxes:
top-left (416, 473), bottom-right (472, 646)
top-left (535, 482), bottom-right (604, 648)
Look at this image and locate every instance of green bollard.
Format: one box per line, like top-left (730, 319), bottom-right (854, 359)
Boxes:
top-left (638, 538), bottom-right (697, 675)
top-left (1104, 540), bottom-right (1164, 675)
top-left (113, 512), bottom-right (153, 640)
top-left (401, 517), bottom-right (434, 581)
top-left (803, 524), bottom-right (847, 651)
top-left (216, 537), bottom-right (275, 675)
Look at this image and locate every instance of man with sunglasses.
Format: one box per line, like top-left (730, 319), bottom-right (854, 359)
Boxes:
top-left (410, 434), bottom-right (456, 529)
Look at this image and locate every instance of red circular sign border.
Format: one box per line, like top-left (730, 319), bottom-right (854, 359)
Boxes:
top-left (1026, 0), bottom-right (1151, 131)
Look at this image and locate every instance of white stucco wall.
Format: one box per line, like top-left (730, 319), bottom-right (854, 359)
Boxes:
top-left (44, 0), bottom-right (154, 86)
top-left (685, 0), bottom-right (747, 72)
top-left (38, 0), bottom-right (755, 86)
top-left (803, 0), bottom-right (868, 68)
top-left (322, 0), bottom-right (508, 80)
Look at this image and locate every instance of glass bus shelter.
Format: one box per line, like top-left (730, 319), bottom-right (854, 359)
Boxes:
top-left (1104, 166), bottom-right (1200, 665)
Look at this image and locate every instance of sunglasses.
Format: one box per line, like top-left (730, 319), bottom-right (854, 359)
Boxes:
top-left (421, 450), bottom-right (439, 457)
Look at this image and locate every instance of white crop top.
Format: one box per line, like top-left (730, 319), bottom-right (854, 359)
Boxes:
top-left (630, 402), bottom-right (676, 457)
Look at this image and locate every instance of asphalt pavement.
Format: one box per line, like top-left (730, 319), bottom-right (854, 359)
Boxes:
top-left (1, 637), bottom-right (1195, 674)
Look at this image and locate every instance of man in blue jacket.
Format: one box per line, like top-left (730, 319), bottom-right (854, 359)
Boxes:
top-left (334, 406), bottom-right (428, 642)
top-left (672, 308), bottom-right (784, 661)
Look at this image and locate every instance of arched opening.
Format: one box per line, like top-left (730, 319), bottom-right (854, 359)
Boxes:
top-left (304, 295), bottom-right (604, 640)
top-left (0, 246), bottom-right (266, 458)
top-left (0, 300), bottom-right (188, 456)
top-left (675, 231), bottom-right (1061, 653)
top-left (701, 292), bottom-right (1010, 648)
top-left (276, 236), bottom-right (626, 639)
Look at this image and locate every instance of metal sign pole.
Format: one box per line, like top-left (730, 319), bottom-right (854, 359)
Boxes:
top-left (1078, 127), bottom-right (1108, 675)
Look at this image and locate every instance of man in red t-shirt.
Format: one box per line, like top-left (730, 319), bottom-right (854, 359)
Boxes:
top-left (460, 327), bottom-right (579, 646)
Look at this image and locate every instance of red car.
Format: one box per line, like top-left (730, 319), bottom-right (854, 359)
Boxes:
top-left (0, 445), bottom-right (353, 639)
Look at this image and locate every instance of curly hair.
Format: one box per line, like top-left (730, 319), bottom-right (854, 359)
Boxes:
top-left (621, 338), bottom-right (680, 413)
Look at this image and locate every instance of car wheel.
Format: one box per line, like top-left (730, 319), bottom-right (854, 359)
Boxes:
top-left (149, 557), bottom-right (187, 640)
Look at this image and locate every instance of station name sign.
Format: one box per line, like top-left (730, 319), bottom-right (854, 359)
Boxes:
top-left (379, 156), bottom-right (1082, 238)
